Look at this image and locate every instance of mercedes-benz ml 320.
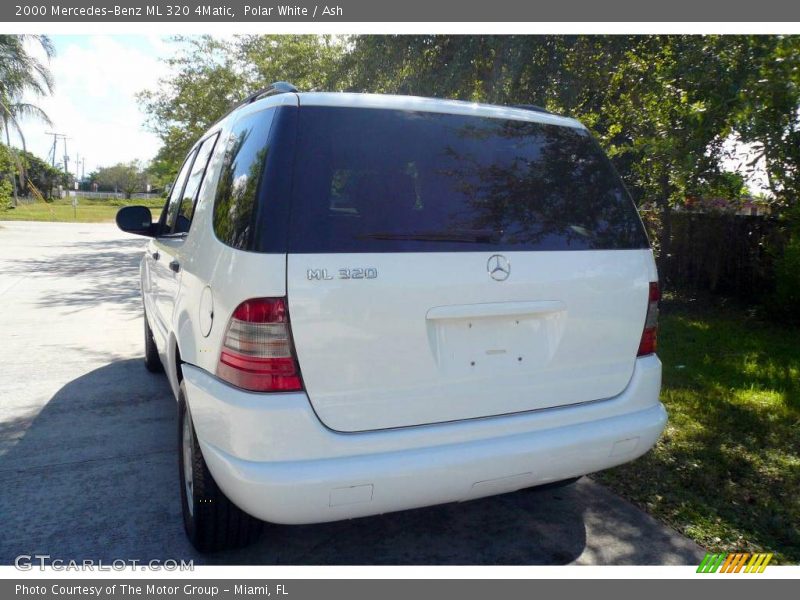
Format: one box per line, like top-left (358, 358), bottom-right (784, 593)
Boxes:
top-left (117, 83), bottom-right (666, 552)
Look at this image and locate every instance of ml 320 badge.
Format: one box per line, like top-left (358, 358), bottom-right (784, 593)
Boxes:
top-left (307, 268), bottom-right (379, 281)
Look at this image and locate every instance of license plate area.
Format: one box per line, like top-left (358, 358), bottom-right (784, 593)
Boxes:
top-left (426, 302), bottom-right (567, 377)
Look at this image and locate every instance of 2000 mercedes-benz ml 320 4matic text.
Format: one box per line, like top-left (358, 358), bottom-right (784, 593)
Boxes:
top-left (117, 82), bottom-right (666, 552)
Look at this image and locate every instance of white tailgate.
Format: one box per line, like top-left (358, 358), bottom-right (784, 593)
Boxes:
top-left (287, 249), bottom-right (654, 432)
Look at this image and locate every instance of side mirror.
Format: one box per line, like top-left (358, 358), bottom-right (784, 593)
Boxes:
top-left (116, 205), bottom-right (155, 237)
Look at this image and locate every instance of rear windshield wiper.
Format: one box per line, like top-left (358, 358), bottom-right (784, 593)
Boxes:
top-left (359, 230), bottom-right (501, 243)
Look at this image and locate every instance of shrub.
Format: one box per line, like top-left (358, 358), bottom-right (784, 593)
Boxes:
top-left (0, 178), bottom-right (13, 209)
top-left (772, 229), bottom-right (800, 321)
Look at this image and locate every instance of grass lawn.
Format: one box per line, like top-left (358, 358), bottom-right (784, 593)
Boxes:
top-left (595, 296), bottom-right (800, 564)
top-left (0, 197), bottom-right (163, 223)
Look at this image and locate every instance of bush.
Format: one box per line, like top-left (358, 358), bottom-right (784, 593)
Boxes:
top-left (0, 178), bottom-right (13, 209)
top-left (772, 230), bottom-right (800, 321)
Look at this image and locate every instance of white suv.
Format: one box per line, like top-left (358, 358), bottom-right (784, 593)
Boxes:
top-left (117, 83), bottom-right (666, 553)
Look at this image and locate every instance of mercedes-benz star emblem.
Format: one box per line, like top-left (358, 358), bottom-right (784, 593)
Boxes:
top-left (487, 254), bottom-right (510, 281)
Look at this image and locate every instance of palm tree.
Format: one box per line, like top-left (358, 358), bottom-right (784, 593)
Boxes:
top-left (0, 35), bottom-right (54, 205)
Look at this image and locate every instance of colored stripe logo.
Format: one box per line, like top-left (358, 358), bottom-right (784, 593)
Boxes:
top-left (697, 552), bottom-right (773, 573)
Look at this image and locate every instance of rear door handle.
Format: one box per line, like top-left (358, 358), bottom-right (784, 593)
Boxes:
top-left (151, 250), bottom-right (160, 261)
top-left (169, 260), bottom-right (181, 273)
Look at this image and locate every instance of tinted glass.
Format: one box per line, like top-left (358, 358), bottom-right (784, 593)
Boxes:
top-left (213, 108), bottom-right (276, 249)
top-left (289, 107), bottom-right (649, 253)
top-left (170, 133), bottom-right (219, 234)
top-left (162, 149), bottom-right (196, 233)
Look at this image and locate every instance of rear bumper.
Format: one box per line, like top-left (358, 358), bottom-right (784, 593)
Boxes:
top-left (183, 355), bottom-right (665, 524)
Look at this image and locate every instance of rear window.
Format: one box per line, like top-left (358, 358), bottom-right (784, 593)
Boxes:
top-left (288, 107), bottom-right (649, 253)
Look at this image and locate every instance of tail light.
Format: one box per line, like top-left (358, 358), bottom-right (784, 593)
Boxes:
top-left (216, 297), bottom-right (303, 392)
top-left (637, 282), bottom-right (660, 356)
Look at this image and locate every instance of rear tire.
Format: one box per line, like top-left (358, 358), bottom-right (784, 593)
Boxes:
top-left (143, 310), bottom-right (163, 373)
top-left (178, 384), bottom-right (263, 553)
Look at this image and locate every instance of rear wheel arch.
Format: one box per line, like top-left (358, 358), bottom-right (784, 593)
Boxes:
top-left (166, 333), bottom-right (185, 399)
top-left (143, 309), bottom-right (164, 373)
top-left (173, 341), bottom-right (184, 385)
top-left (169, 304), bottom-right (201, 388)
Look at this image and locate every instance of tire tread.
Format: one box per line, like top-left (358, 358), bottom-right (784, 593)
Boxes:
top-left (179, 389), bottom-right (262, 553)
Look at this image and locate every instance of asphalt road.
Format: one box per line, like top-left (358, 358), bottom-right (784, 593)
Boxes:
top-left (0, 221), bottom-right (705, 566)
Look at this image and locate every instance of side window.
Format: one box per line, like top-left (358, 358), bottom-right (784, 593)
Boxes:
top-left (170, 133), bottom-right (219, 234)
top-left (213, 108), bottom-right (276, 249)
top-left (162, 149), bottom-right (197, 234)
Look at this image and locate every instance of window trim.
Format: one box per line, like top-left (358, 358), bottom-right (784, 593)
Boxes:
top-left (178, 131), bottom-right (220, 235)
top-left (159, 148), bottom-right (198, 237)
top-left (211, 106), bottom-right (280, 251)
top-left (159, 130), bottom-right (221, 238)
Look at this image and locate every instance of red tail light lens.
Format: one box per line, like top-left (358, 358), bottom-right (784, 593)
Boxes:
top-left (637, 282), bottom-right (660, 356)
top-left (216, 297), bottom-right (303, 392)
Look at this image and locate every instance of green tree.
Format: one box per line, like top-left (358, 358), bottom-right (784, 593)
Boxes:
top-left (18, 148), bottom-right (68, 198)
top-left (95, 161), bottom-right (147, 199)
top-left (145, 156), bottom-right (177, 194)
top-left (138, 35), bottom-right (343, 175)
top-left (731, 36), bottom-right (800, 210)
top-left (0, 143), bottom-right (15, 207)
top-left (0, 35), bottom-right (55, 205)
top-left (585, 36), bottom-right (753, 262)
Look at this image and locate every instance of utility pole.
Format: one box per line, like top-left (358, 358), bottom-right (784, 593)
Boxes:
top-left (45, 132), bottom-right (71, 198)
top-left (45, 132), bottom-right (69, 168)
top-left (73, 152), bottom-right (82, 192)
top-left (62, 136), bottom-right (69, 177)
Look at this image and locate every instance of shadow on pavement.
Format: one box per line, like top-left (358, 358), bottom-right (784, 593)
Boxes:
top-left (0, 357), bottom-right (704, 565)
top-left (0, 361), bottom-right (589, 565)
top-left (7, 238), bottom-right (145, 315)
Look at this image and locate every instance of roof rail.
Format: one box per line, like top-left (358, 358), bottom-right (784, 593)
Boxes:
top-left (512, 104), bottom-right (552, 114)
top-left (210, 82), bottom-right (299, 129)
top-left (240, 81), bottom-right (299, 105)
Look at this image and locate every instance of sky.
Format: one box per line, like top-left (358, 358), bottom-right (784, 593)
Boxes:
top-left (18, 35), bottom-right (174, 176)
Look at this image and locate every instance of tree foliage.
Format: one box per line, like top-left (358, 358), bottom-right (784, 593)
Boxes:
top-left (95, 161), bottom-right (148, 198)
top-left (0, 34), bottom-right (55, 205)
top-left (138, 35), bottom-right (341, 169)
top-left (731, 36), bottom-right (800, 209)
top-left (0, 144), bottom-right (66, 201)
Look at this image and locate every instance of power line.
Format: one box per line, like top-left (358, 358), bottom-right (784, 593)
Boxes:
top-left (44, 131), bottom-right (72, 175)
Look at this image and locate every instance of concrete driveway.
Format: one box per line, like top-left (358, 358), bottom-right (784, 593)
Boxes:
top-left (0, 221), bottom-right (705, 565)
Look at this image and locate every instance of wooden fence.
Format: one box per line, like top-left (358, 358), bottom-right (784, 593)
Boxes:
top-left (660, 212), bottom-right (786, 301)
